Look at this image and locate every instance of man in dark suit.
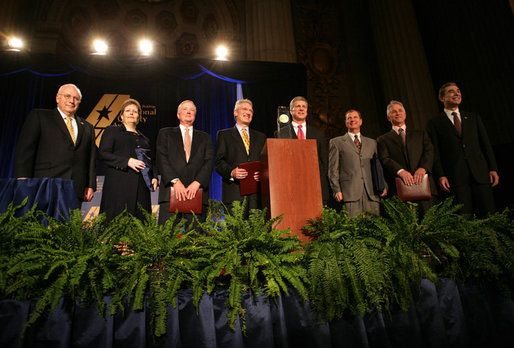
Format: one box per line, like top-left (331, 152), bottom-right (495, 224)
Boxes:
top-left (156, 100), bottom-right (213, 225)
top-left (329, 109), bottom-right (387, 216)
top-left (426, 82), bottom-right (499, 217)
top-left (14, 83), bottom-right (96, 202)
top-left (276, 96), bottom-right (329, 205)
top-left (377, 100), bottom-right (436, 216)
top-left (215, 99), bottom-right (267, 211)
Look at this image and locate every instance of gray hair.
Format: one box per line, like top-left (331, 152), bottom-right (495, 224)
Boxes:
top-left (289, 96), bottom-right (308, 111)
top-left (234, 99), bottom-right (253, 111)
top-left (177, 100), bottom-right (196, 113)
top-left (57, 83), bottom-right (82, 100)
top-left (386, 100), bottom-right (404, 117)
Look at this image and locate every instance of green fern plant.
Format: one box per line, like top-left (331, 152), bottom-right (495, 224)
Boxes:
top-left (105, 208), bottom-right (203, 337)
top-left (376, 197), bottom-right (467, 309)
top-left (5, 209), bottom-right (118, 333)
top-left (303, 207), bottom-right (391, 320)
top-left (0, 198), bottom-right (40, 298)
top-left (452, 208), bottom-right (514, 294)
top-left (194, 200), bottom-right (308, 333)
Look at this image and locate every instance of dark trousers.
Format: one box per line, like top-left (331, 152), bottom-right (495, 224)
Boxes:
top-left (443, 166), bottom-right (495, 218)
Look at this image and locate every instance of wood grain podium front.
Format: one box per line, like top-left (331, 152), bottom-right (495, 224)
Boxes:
top-left (260, 139), bottom-right (323, 242)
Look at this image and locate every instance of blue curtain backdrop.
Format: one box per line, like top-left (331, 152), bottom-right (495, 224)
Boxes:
top-left (0, 52), bottom-right (307, 201)
top-left (1, 279), bottom-right (513, 347)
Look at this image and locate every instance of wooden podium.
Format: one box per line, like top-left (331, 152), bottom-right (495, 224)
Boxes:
top-left (260, 139), bottom-right (323, 242)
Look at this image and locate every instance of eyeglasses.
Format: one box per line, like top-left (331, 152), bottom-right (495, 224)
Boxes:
top-left (59, 93), bottom-right (81, 102)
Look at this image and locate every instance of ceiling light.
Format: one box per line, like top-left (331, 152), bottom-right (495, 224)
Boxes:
top-left (139, 39), bottom-right (153, 56)
top-left (215, 45), bottom-right (228, 60)
top-left (92, 39), bottom-right (108, 55)
top-left (7, 37), bottom-right (23, 51)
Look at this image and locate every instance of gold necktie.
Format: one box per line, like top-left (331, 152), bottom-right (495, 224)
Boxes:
top-left (242, 128), bottom-right (250, 155)
top-left (66, 116), bottom-right (76, 144)
top-left (184, 127), bottom-right (192, 162)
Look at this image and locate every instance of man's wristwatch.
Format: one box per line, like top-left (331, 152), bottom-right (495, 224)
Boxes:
top-left (171, 178), bottom-right (180, 185)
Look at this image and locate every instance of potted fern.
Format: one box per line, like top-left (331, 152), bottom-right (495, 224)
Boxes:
top-left (5, 208), bottom-right (118, 333)
top-left (194, 200), bottom-right (308, 333)
top-left (105, 209), bottom-right (202, 337)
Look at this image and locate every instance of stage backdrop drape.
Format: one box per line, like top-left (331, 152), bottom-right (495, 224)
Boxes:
top-left (1, 279), bottom-right (512, 347)
top-left (0, 52), bottom-right (307, 201)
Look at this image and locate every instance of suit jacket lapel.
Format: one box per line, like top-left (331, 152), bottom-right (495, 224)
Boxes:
top-left (404, 130), bottom-right (413, 171)
top-left (248, 128), bottom-right (261, 156)
top-left (286, 124), bottom-right (298, 139)
top-left (361, 136), bottom-right (371, 156)
top-left (390, 129), bottom-right (403, 148)
top-left (305, 125), bottom-right (313, 139)
top-left (460, 111), bottom-right (470, 135)
top-left (231, 126), bottom-right (248, 154)
top-left (173, 127), bottom-right (187, 162)
top-left (345, 133), bottom-right (360, 154)
top-left (440, 112), bottom-right (460, 137)
top-left (52, 109), bottom-right (75, 146)
top-left (190, 129), bottom-right (200, 160)
top-left (75, 116), bottom-right (85, 147)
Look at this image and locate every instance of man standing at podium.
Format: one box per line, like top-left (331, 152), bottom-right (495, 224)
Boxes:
top-left (156, 100), bottom-right (213, 224)
top-left (14, 83), bottom-right (96, 202)
top-left (276, 96), bottom-right (329, 205)
top-left (329, 109), bottom-right (387, 216)
top-left (215, 99), bottom-right (266, 211)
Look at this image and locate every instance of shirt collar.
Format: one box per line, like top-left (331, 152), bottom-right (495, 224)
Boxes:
top-left (235, 123), bottom-right (248, 132)
top-left (444, 108), bottom-right (460, 118)
top-left (179, 124), bottom-right (193, 132)
top-left (392, 125), bottom-right (406, 134)
top-left (348, 132), bottom-right (361, 140)
top-left (57, 107), bottom-right (74, 120)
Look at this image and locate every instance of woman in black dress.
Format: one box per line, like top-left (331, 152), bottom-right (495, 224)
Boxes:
top-left (99, 98), bottom-right (158, 222)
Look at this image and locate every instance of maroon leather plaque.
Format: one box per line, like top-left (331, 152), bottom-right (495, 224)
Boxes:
top-left (169, 187), bottom-right (203, 214)
top-left (238, 161), bottom-right (261, 196)
top-left (395, 174), bottom-right (431, 202)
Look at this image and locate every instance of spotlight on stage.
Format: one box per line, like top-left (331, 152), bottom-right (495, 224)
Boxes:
top-left (215, 45), bottom-right (228, 60)
top-left (139, 39), bottom-right (153, 56)
top-left (7, 37), bottom-right (23, 51)
top-left (92, 39), bottom-right (108, 55)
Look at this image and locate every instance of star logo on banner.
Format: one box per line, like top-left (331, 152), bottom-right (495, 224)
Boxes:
top-left (86, 94), bottom-right (131, 147)
top-left (96, 106), bottom-right (111, 122)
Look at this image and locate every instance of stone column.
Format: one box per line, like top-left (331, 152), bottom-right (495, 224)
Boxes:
top-left (245, 0), bottom-right (297, 63)
top-left (368, 0), bottom-right (438, 129)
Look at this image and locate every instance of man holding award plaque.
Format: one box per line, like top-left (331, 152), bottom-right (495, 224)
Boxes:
top-left (156, 100), bottom-right (213, 225)
top-left (215, 99), bottom-right (267, 212)
top-left (377, 100), bottom-right (437, 216)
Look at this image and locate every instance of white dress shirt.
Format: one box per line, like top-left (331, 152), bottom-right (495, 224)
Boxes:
top-left (292, 121), bottom-right (307, 138)
top-left (443, 108), bottom-right (460, 126)
top-left (57, 107), bottom-right (78, 139)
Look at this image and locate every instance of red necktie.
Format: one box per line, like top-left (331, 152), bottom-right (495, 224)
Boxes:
top-left (452, 112), bottom-right (462, 135)
top-left (354, 134), bottom-right (361, 151)
top-left (297, 124), bottom-right (305, 139)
